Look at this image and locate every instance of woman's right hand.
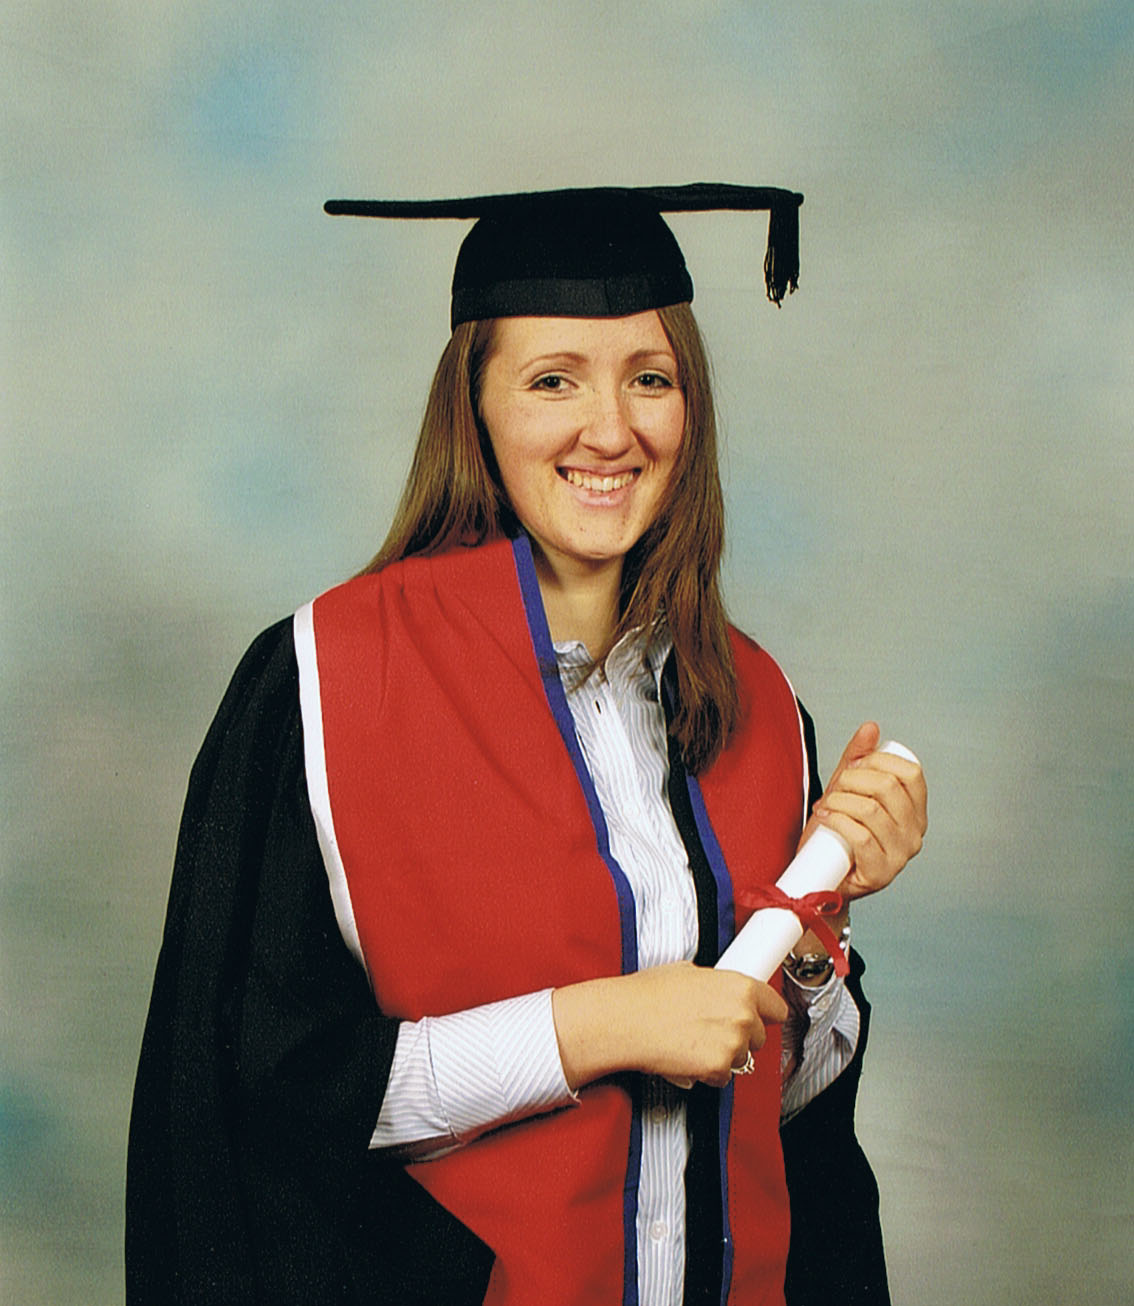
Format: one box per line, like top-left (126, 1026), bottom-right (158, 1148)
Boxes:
top-left (551, 962), bottom-right (788, 1092)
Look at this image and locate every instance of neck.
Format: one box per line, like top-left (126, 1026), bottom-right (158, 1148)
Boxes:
top-left (533, 549), bottom-right (622, 656)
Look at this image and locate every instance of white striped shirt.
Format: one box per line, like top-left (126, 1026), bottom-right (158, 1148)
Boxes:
top-left (371, 629), bottom-right (858, 1302)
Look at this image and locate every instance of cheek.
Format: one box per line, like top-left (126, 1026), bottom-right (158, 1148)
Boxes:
top-left (482, 425), bottom-right (545, 513)
top-left (485, 403), bottom-right (566, 478)
top-left (480, 395), bottom-right (521, 480)
top-left (655, 401), bottom-right (686, 467)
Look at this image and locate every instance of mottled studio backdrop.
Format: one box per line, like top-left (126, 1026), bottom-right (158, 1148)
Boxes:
top-left (2, 2), bottom-right (1131, 1302)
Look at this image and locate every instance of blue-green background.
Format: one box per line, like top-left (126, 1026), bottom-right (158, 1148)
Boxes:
top-left (3, 3), bottom-right (1131, 1301)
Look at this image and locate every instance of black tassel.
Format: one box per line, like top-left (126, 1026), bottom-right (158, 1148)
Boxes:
top-left (764, 196), bottom-right (801, 305)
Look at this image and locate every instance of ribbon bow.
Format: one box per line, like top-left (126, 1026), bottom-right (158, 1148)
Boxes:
top-left (733, 886), bottom-right (849, 977)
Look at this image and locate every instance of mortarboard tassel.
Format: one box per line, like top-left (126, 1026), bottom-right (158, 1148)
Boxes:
top-left (764, 196), bottom-right (800, 305)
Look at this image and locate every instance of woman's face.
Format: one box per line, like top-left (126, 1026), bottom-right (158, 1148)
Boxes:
top-left (478, 311), bottom-right (685, 581)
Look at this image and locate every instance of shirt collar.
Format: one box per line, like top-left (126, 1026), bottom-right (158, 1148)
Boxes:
top-left (553, 624), bottom-right (672, 700)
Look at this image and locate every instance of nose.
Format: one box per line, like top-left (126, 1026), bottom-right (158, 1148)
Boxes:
top-left (580, 385), bottom-right (634, 457)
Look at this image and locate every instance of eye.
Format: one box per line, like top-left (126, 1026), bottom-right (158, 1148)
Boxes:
top-left (634, 371), bottom-right (676, 390)
top-left (530, 373), bottom-right (569, 392)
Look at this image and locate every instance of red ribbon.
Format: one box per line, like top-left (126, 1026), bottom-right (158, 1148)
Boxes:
top-left (733, 886), bottom-right (849, 977)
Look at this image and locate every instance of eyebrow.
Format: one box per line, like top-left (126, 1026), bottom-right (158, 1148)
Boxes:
top-left (521, 353), bottom-right (587, 368)
top-left (518, 348), bottom-right (677, 368)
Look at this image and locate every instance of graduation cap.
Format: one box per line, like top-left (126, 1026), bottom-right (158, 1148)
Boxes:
top-left (324, 184), bottom-right (803, 329)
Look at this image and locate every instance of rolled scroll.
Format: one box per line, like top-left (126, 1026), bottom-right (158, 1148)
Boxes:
top-left (714, 741), bottom-right (919, 982)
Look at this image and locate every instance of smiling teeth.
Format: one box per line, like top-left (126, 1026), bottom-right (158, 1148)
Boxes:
top-left (564, 470), bottom-right (636, 492)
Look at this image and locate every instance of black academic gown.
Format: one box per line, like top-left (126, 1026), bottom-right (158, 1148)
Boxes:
top-left (125, 619), bottom-right (889, 1305)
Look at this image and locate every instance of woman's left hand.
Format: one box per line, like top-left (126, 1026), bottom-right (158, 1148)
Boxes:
top-left (804, 721), bottom-right (927, 900)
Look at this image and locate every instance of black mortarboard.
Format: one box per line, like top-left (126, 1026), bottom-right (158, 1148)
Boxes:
top-left (324, 183), bottom-right (803, 328)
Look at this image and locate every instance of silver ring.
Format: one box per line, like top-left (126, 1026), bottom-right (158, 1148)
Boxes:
top-left (730, 1050), bottom-right (755, 1076)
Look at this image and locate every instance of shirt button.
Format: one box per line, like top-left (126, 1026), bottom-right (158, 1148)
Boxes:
top-left (649, 1220), bottom-right (669, 1242)
top-left (650, 1103), bottom-right (668, 1125)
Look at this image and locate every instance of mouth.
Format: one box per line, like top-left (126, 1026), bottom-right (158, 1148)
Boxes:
top-left (559, 468), bottom-right (640, 494)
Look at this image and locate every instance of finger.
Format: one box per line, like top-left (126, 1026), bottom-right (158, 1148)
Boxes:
top-left (730, 1049), bottom-right (756, 1077)
top-left (710, 1036), bottom-right (765, 1087)
top-left (754, 988), bottom-right (789, 1026)
top-left (815, 808), bottom-right (888, 883)
top-left (820, 758), bottom-right (925, 839)
top-left (817, 778), bottom-right (913, 843)
top-left (849, 751), bottom-right (928, 817)
top-left (822, 721), bottom-right (881, 794)
top-left (819, 794), bottom-right (903, 858)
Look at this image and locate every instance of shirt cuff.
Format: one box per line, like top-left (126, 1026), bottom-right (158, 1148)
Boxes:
top-left (432, 988), bottom-right (576, 1138)
top-left (804, 973), bottom-right (860, 1047)
top-left (371, 989), bottom-right (575, 1152)
top-left (779, 975), bottom-right (861, 1122)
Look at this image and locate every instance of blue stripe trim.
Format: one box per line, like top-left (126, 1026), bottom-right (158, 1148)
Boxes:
top-left (511, 536), bottom-right (640, 974)
top-left (718, 1081), bottom-right (736, 1306)
top-left (622, 1085), bottom-right (644, 1306)
top-left (684, 768), bottom-right (737, 1302)
top-left (510, 535), bottom-right (641, 1306)
top-left (682, 771), bottom-right (736, 962)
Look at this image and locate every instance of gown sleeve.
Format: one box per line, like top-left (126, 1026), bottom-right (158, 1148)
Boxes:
top-left (780, 702), bottom-right (891, 1305)
top-left (780, 949), bottom-right (891, 1306)
top-left (125, 619), bottom-right (493, 1305)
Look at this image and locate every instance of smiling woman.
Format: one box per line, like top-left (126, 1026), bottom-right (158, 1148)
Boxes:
top-left (126, 185), bottom-right (926, 1306)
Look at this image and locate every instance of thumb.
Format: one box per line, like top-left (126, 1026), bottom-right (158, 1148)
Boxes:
top-left (824, 721), bottom-right (881, 792)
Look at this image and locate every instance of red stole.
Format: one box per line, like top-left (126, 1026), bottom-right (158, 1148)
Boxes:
top-left (299, 537), bottom-right (805, 1305)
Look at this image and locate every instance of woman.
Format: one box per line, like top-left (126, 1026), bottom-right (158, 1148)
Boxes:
top-left (127, 186), bottom-right (926, 1306)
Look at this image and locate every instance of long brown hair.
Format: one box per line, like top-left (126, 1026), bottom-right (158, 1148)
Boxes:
top-left (363, 303), bottom-right (739, 772)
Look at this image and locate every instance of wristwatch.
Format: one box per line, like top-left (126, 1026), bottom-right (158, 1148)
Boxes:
top-left (783, 921), bottom-right (851, 984)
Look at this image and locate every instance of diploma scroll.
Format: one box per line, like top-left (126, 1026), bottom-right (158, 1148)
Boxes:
top-left (714, 740), bottom-right (919, 982)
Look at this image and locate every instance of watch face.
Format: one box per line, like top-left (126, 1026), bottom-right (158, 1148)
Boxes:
top-left (787, 954), bottom-right (835, 982)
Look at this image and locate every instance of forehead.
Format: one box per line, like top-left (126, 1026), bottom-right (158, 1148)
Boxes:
top-left (488, 310), bottom-right (675, 362)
